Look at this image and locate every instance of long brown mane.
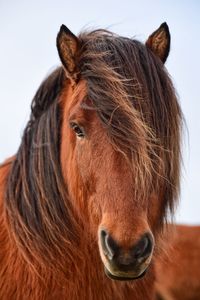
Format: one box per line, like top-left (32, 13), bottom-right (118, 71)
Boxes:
top-left (5, 68), bottom-right (83, 274)
top-left (1, 26), bottom-right (183, 299)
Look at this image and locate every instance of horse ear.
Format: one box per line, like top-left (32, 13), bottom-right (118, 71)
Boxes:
top-left (57, 25), bottom-right (80, 82)
top-left (146, 22), bottom-right (170, 63)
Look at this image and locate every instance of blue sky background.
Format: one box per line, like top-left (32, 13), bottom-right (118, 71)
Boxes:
top-left (0, 1), bottom-right (199, 223)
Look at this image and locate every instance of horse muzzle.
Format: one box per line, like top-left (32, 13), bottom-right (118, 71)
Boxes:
top-left (99, 229), bottom-right (154, 281)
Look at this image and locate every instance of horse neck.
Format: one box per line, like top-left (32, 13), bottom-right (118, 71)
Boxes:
top-left (0, 158), bottom-right (13, 237)
top-left (0, 159), bottom-right (24, 297)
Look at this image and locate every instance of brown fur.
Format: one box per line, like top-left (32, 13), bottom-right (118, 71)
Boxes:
top-left (155, 225), bottom-right (200, 300)
top-left (0, 27), bottom-right (182, 299)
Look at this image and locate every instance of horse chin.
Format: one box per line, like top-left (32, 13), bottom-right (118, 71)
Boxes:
top-left (104, 267), bottom-right (147, 281)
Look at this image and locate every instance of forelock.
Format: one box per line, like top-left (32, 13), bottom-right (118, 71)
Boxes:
top-left (77, 29), bottom-right (182, 217)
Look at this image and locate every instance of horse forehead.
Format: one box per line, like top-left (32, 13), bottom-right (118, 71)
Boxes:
top-left (61, 79), bottom-right (87, 111)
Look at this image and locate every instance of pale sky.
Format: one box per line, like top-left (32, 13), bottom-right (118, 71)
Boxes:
top-left (0, 0), bottom-right (199, 224)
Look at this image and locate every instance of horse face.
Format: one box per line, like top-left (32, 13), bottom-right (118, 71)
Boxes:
top-left (57, 23), bottom-right (174, 281)
top-left (60, 81), bottom-right (155, 281)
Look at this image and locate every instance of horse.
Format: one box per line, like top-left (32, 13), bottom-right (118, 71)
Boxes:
top-left (0, 23), bottom-right (182, 299)
top-left (155, 224), bottom-right (200, 300)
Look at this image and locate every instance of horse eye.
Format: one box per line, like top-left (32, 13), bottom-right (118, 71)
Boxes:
top-left (70, 122), bottom-right (85, 138)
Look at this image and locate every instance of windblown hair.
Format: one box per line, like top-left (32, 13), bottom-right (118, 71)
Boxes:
top-left (5, 68), bottom-right (82, 275)
top-left (5, 29), bottom-right (182, 273)
top-left (78, 30), bottom-right (182, 215)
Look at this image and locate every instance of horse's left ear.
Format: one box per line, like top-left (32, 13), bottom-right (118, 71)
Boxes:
top-left (57, 24), bottom-right (80, 83)
top-left (146, 22), bottom-right (170, 63)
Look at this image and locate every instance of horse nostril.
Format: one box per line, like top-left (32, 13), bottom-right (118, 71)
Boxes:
top-left (100, 229), bottom-right (154, 269)
top-left (134, 233), bottom-right (154, 260)
top-left (100, 229), bottom-right (119, 260)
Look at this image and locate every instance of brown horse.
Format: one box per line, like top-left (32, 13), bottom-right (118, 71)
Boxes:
top-left (155, 224), bottom-right (200, 300)
top-left (0, 23), bottom-right (182, 299)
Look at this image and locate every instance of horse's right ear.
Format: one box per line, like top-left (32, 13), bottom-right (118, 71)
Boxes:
top-left (57, 25), bottom-right (80, 83)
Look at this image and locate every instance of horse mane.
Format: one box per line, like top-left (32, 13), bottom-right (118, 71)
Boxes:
top-left (4, 29), bottom-right (182, 275)
top-left (5, 67), bottom-right (83, 275)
